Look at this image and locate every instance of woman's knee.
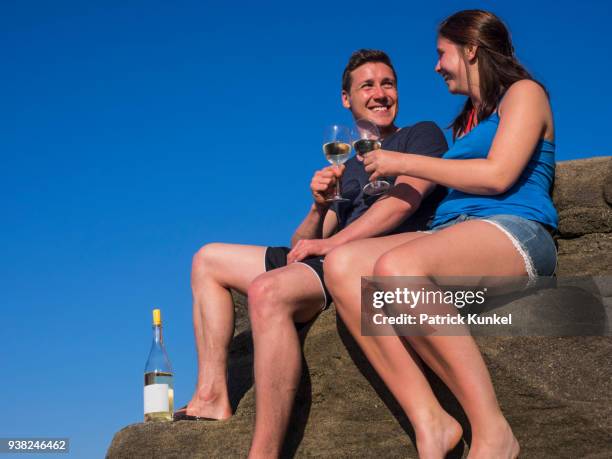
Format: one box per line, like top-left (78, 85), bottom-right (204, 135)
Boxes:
top-left (373, 251), bottom-right (428, 278)
top-left (324, 245), bottom-right (359, 292)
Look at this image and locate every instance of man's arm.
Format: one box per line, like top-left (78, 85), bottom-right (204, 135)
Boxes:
top-left (326, 175), bottom-right (432, 245)
top-left (287, 122), bottom-right (448, 263)
top-left (290, 205), bottom-right (338, 247)
top-left (330, 121), bottom-right (447, 243)
top-left (290, 165), bottom-right (343, 247)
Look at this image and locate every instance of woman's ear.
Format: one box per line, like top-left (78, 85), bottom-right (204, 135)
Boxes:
top-left (465, 45), bottom-right (478, 62)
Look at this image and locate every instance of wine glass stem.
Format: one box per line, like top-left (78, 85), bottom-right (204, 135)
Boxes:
top-left (335, 165), bottom-right (342, 198)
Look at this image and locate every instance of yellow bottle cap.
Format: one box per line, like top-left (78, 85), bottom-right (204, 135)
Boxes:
top-left (153, 309), bottom-right (162, 326)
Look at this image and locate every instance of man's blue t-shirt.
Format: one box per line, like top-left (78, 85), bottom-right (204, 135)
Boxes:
top-left (334, 121), bottom-right (448, 233)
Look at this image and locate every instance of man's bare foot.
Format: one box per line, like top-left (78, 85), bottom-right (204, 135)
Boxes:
top-left (414, 410), bottom-right (463, 459)
top-left (467, 418), bottom-right (519, 459)
top-left (177, 387), bottom-right (232, 420)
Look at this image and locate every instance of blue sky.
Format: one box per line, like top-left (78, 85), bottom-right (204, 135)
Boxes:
top-left (2, 0), bottom-right (611, 457)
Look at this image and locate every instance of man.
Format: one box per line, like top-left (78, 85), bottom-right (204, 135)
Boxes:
top-left (175, 49), bottom-right (448, 458)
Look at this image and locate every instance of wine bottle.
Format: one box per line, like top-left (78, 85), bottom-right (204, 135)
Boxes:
top-left (144, 308), bottom-right (174, 422)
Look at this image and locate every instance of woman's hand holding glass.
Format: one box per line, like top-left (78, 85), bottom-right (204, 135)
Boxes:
top-left (362, 149), bottom-right (407, 181)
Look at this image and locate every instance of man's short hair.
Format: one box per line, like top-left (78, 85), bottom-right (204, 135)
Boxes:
top-left (341, 49), bottom-right (398, 93)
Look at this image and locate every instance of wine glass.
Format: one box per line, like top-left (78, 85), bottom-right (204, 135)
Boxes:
top-left (352, 118), bottom-right (390, 196)
top-left (322, 124), bottom-right (352, 202)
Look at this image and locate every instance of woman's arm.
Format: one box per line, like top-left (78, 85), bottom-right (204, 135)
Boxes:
top-left (364, 80), bottom-right (553, 195)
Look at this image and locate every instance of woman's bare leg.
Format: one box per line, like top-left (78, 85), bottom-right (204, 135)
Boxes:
top-left (325, 232), bottom-right (463, 459)
top-left (368, 221), bottom-right (522, 459)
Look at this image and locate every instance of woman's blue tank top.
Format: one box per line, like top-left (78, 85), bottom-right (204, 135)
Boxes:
top-left (430, 112), bottom-right (558, 229)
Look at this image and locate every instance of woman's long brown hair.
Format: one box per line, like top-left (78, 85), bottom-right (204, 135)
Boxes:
top-left (438, 10), bottom-right (547, 140)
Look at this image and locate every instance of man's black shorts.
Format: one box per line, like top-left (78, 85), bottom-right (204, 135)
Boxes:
top-left (264, 246), bottom-right (332, 309)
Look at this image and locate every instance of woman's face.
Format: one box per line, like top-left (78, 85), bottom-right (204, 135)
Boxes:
top-left (435, 36), bottom-right (470, 95)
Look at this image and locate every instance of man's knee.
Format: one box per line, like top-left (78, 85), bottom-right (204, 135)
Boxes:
top-left (247, 273), bottom-right (288, 324)
top-left (192, 243), bottom-right (223, 274)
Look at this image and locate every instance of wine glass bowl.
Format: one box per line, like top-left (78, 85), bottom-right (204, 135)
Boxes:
top-left (322, 124), bottom-right (352, 202)
top-left (352, 119), bottom-right (391, 196)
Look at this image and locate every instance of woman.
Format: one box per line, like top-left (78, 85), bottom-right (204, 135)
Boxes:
top-left (324, 10), bottom-right (557, 459)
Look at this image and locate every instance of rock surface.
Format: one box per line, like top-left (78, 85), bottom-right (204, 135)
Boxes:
top-left (107, 157), bottom-right (612, 458)
top-left (553, 157), bottom-right (612, 237)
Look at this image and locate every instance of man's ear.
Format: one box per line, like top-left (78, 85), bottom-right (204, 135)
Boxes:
top-left (341, 90), bottom-right (351, 109)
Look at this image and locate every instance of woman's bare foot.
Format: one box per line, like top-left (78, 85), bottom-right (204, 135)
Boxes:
top-left (467, 418), bottom-right (519, 459)
top-left (414, 410), bottom-right (463, 459)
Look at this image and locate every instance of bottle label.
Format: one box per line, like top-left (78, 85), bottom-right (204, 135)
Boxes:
top-left (144, 384), bottom-right (169, 413)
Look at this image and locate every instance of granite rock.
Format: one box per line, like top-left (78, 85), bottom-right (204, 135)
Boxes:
top-left (108, 157), bottom-right (612, 458)
top-left (554, 157), bottom-right (612, 237)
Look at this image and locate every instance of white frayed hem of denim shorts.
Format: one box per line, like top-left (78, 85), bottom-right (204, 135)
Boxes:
top-left (480, 219), bottom-right (537, 288)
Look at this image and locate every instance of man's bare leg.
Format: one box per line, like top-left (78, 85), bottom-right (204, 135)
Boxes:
top-left (246, 264), bottom-right (325, 458)
top-left (184, 243), bottom-right (268, 419)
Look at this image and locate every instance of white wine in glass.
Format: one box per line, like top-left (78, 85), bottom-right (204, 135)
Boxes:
top-left (322, 125), bottom-right (352, 202)
top-left (353, 138), bottom-right (382, 155)
top-left (323, 141), bottom-right (351, 165)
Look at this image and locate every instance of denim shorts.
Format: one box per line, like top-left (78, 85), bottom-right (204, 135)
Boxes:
top-left (426, 214), bottom-right (558, 281)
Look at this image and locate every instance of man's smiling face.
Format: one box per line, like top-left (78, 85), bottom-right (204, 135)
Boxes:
top-left (342, 62), bottom-right (398, 134)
